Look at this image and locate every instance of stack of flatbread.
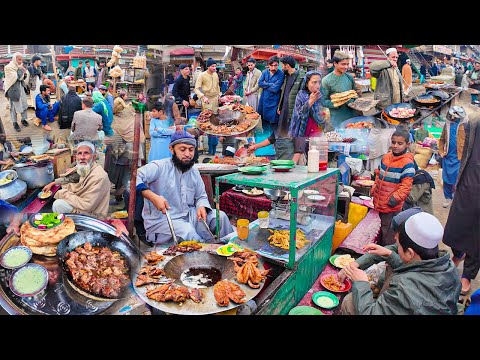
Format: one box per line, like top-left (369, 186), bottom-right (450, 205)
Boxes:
top-left (331, 90), bottom-right (358, 108)
top-left (29, 154), bottom-right (53, 162)
top-left (20, 217), bottom-right (76, 256)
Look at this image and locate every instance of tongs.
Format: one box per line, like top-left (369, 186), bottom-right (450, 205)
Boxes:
top-left (165, 209), bottom-right (178, 246)
top-left (199, 217), bottom-right (217, 243)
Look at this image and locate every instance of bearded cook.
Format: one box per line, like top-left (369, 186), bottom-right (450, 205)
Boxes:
top-left (136, 130), bottom-right (233, 244)
top-left (50, 141), bottom-right (110, 218)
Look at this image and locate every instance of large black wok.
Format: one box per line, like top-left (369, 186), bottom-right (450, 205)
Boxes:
top-left (56, 231), bottom-right (141, 302)
top-left (411, 94), bottom-right (441, 108)
top-left (383, 102), bottom-right (418, 121)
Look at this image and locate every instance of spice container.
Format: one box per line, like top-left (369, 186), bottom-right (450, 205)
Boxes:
top-left (258, 211), bottom-right (269, 228)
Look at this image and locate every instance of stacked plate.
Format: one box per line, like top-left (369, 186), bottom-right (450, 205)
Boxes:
top-left (270, 160), bottom-right (295, 172)
top-left (238, 166), bottom-right (268, 175)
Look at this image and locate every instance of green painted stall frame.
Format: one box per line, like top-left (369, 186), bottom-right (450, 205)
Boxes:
top-left (214, 166), bottom-right (339, 314)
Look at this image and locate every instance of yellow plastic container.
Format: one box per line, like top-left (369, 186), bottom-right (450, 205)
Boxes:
top-left (348, 202), bottom-right (368, 229)
top-left (332, 220), bottom-right (353, 254)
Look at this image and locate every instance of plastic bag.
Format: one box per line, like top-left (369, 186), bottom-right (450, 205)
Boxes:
top-left (428, 153), bottom-right (438, 165)
top-left (364, 261), bottom-right (387, 285)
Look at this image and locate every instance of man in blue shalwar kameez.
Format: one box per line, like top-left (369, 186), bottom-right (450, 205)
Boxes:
top-left (136, 130), bottom-right (233, 244)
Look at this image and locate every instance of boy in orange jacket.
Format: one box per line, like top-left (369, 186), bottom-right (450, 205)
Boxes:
top-left (371, 127), bottom-right (415, 246)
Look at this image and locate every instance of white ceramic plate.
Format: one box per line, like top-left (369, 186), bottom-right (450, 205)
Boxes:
top-left (359, 196), bottom-right (371, 201)
top-left (242, 189), bottom-right (264, 196)
top-left (303, 189), bottom-right (320, 195)
top-left (308, 195), bottom-right (326, 201)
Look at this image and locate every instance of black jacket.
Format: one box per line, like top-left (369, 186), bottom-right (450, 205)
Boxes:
top-left (172, 75), bottom-right (191, 103)
top-left (59, 90), bottom-right (82, 129)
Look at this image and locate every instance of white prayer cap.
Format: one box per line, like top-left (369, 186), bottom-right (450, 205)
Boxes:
top-left (225, 146), bottom-right (236, 156)
top-left (404, 212), bottom-right (444, 249)
top-left (76, 141), bottom-right (96, 154)
top-left (386, 47), bottom-right (397, 56)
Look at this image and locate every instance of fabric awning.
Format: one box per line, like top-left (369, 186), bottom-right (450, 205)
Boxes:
top-left (241, 48), bottom-right (306, 64)
top-left (169, 48), bottom-right (194, 56)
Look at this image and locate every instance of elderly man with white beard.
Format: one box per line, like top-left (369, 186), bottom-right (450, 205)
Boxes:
top-left (46, 141), bottom-right (111, 218)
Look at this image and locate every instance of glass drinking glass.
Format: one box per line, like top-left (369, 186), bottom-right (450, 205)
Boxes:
top-left (237, 218), bottom-right (250, 240)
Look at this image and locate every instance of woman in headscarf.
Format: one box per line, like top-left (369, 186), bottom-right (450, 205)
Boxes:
top-left (4, 52), bottom-right (30, 132)
top-left (289, 71), bottom-right (327, 138)
top-left (92, 90), bottom-right (114, 136)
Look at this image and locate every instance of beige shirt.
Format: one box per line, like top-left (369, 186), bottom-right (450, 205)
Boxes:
top-left (54, 162), bottom-right (111, 218)
top-left (388, 67), bottom-right (402, 104)
top-left (194, 70), bottom-right (221, 99)
top-left (114, 96), bottom-right (128, 114)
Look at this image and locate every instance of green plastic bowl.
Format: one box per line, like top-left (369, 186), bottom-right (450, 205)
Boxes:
top-left (270, 160), bottom-right (295, 167)
top-left (312, 291), bottom-right (339, 309)
top-left (288, 305), bottom-right (324, 315)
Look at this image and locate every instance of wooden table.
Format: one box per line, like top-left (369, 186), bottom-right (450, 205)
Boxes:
top-left (46, 149), bottom-right (72, 178)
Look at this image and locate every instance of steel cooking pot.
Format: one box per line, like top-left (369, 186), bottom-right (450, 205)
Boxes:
top-left (0, 170), bottom-right (27, 203)
top-left (13, 161), bottom-right (54, 189)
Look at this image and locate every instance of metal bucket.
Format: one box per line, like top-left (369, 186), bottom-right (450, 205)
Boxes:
top-left (0, 170), bottom-right (27, 203)
top-left (13, 161), bottom-right (54, 189)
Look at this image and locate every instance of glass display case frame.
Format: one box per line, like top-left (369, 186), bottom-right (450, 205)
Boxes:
top-left (215, 166), bottom-right (339, 269)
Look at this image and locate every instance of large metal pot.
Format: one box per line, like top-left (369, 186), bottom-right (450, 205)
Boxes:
top-left (13, 161), bottom-right (54, 189)
top-left (0, 170), bottom-right (27, 203)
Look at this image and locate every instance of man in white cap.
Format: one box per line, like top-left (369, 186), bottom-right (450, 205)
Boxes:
top-left (339, 211), bottom-right (461, 315)
top-left (135, 130), bottom-right (233, 244)
top-left (369, 47), bottom-right (405, 108)
top-left (401, 59), bottom-right (413, 95)
top-left (50, 141), bottom-right (111, 218)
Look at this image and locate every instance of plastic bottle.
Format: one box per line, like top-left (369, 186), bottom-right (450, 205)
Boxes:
top-left (318, 134), bottom-right (328, 171)
top-left (308, 145), bottom-right (319, 173)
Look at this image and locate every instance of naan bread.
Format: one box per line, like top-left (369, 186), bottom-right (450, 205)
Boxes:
top-left (20, 217), bottom-right (76, 256)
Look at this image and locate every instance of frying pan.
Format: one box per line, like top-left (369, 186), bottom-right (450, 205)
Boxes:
top-left (426, 90), bottom-right (450, 100)
top-left (56, 230), bottom-right (141, 302)
top-left (133, 251), bottom-right (266, 315)
top-left (383, 102), bottom-right (418, 121)
top-left (411, 94), bottom-right (441, 108)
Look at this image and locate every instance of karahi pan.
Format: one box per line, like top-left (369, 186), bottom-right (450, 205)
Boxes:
top-left (133, 251), bottom-right (266, 315)
top-left (56, 231), bottom-right (141, 302)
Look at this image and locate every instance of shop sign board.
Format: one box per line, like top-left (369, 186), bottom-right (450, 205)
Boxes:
top-left (433, 45), bottom-right (452, 55)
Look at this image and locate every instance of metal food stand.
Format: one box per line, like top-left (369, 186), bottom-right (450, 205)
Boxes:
top-left (215, 166), bottom-right (340, 314)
